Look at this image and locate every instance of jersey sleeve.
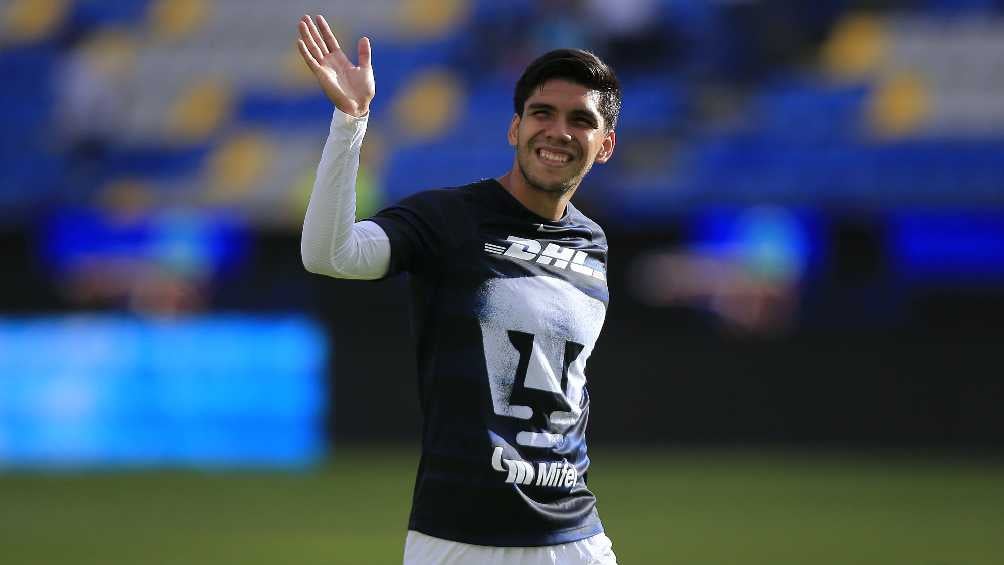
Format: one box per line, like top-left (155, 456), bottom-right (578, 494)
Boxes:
top-left (367, 189), bottom-right (466, 276)
top-left (300, 109), bottom-right (391, 280)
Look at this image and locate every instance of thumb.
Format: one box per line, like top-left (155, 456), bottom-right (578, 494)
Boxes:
top-left (358, 36), bottom-right (372, 68)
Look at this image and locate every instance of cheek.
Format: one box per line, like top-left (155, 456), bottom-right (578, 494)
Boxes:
top-left (521, 129), bottom-right (544, 149)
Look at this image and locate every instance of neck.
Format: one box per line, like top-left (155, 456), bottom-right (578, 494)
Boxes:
top-left (497, 170), bottom-right (575, 222)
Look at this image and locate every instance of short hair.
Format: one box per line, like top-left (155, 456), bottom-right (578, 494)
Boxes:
top-left (513, 49), bottom-right (622, 132)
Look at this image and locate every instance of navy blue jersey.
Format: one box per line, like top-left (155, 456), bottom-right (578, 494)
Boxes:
top-left (368, 179), bottom-right (609, 547)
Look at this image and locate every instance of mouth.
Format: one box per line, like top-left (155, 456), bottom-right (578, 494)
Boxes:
top-left (535, 147), bottom-right (574, 167)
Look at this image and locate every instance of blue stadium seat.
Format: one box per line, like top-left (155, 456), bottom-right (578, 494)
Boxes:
top-left (381, 140), bottom-right (512, 203)
top-left (367, 38), bottom-right (456, 123)
top-left (235, 89), bottom-right (332, 131)
top-left (618, 75), bottom-right (690, 133)
top-left (457, 78), bottom-right (518, 145)
top-left (100, 145), bottom-right (210, 180)
top-left (750, 77), bottom-right (870, 142)
top-left (0, 46), bottom-right (57, 129)
top-left (69, 0), bottom-right (152, 28)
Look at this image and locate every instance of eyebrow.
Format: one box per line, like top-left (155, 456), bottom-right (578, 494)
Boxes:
top-left (526, 102), bottom-right (556, 113)
top-left (526, 103), bottom-right (600, 124)
top-left (569, 109), bottom-right (599, 124)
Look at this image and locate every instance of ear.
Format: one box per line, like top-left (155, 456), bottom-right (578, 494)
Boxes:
top-left (594, 129), bottom-right (616, 164)
top-left (507, 114), bottom-right (520, 147)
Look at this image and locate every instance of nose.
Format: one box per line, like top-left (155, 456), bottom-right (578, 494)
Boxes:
top-left (545, 120), bottom-right (573, 144)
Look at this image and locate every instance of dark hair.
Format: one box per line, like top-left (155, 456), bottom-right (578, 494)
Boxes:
top-left (513, 49), bottom-right (622, 132)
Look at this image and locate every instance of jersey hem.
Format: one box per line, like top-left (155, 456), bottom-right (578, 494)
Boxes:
top-left (407, 520), bottom-right (604, 548)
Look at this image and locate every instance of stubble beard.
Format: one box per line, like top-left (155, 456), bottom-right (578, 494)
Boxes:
top-left (516, 141), bottom-right (592, 196)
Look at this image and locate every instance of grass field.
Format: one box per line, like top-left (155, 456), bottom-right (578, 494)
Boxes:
top-left (2, 447), bottom-right (1002, 564)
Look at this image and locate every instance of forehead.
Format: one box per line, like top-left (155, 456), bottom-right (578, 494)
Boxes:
top-left (526, 79), bottom-right (602, 115)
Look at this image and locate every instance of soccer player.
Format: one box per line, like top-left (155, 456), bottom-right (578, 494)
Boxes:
top-left (297, 14), bottom-right (619, 565)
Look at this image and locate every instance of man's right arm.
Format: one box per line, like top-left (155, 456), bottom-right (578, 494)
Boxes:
top-left (300, 109), bottom-right (390, 280)
top-left (295, 14), bottom-right (388, 279)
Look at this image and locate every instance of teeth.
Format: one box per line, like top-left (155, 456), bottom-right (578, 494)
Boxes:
top-left (539, 149), bottom-right (569, 163)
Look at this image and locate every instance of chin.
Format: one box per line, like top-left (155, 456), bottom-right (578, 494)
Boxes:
top-left (526, 173), bottom-right (575, 195)
top-left (519, 161), bottom-right (577, 195)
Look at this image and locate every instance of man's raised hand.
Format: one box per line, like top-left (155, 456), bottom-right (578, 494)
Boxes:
top-left (297, 15), bottom-right (374, 118)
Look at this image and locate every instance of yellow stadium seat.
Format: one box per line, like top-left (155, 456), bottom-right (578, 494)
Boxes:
top-left (98, 178), bottom-right (157, 221)
top-left (149, 0), bottom-right (210, 41)
top-left (392, 68), bottom-right (465, 140)
top-left (167, 78), bottom-right (234, 143)
top-left (395, 0), bottom-right (471, 40)
top-left (2, 0), bottom-right (69, 43)
top-left (81, 28), bottom-right (138, 79)
top-left (821, 14), bottom-right (889, 80)
top-left (867, 72), bottom-right (931, 138)
top-left (205, 131), bottom-right (275, 202)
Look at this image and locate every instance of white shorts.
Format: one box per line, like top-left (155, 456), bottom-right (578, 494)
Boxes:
top-left (402, 530), bottom-right (618, 565)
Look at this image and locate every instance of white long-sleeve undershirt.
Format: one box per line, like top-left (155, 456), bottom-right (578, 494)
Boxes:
top-left (300, 109), bottom-right (391, 280)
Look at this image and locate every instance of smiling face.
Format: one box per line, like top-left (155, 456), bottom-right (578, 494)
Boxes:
top-left (507, 79), bottom-right (616, 197)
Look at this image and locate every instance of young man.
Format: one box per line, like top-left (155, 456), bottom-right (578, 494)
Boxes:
top-left (297, 14), bottom-right (620, 565)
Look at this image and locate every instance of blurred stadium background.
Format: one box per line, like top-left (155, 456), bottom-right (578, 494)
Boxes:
top-left (1, 0), bottom-right (1003, 563)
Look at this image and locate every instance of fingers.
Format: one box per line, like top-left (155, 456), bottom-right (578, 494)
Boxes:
top-left (298, 20), bottom-right (324, 63)
top-left (298, 14), bottom-right (365, 70)
top-left (310, 14), bottom-right (354, 70)
top-left (296, 39), bottom-right (320, 72)
top-left (316, 16), bottom-right (341, 54)
top-left (303, 15), bottom-right (328, 56)
top-left (358, 36), bottom-right (372, 68)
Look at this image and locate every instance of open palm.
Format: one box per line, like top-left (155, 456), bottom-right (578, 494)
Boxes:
top-left (297, 15), bottom-right (374, 117)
